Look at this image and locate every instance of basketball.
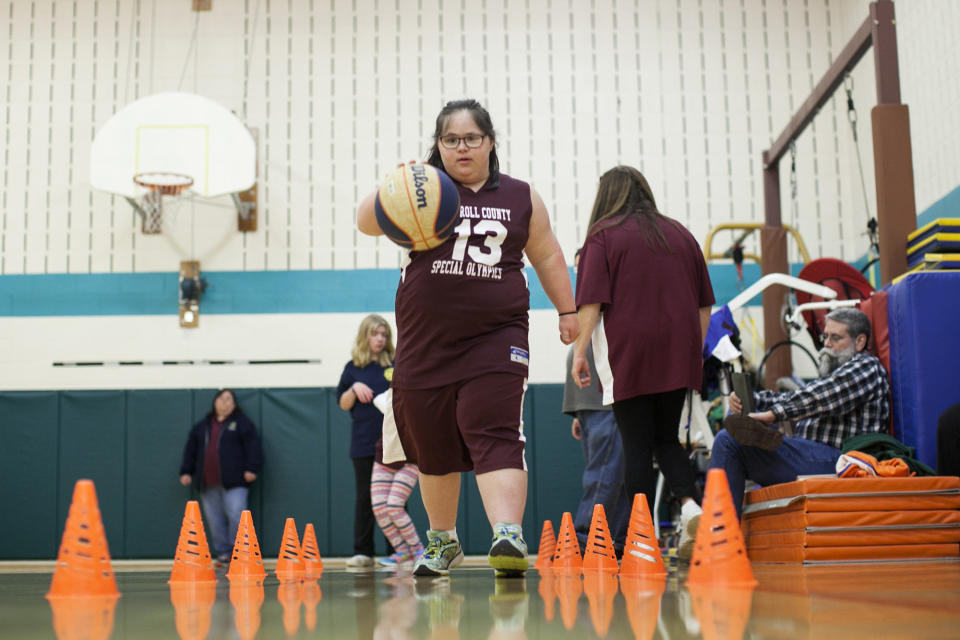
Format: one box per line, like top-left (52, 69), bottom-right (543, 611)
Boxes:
top-left (374, 163), bottom-right (460, 251)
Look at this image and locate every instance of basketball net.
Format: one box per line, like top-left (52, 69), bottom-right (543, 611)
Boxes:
top-left (133, 172), bottom-right (194, 234)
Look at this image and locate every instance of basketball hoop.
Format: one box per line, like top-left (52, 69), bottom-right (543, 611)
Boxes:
top-left (132, 172), bottom-right (194, 233)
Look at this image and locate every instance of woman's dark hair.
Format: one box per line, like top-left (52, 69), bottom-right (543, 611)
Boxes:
top-left (586, 165), bottom-right (673, 250)
top-left (425, 99), bottom-right (500, 188)
top-left (207, 388), bottom-right (242, 420)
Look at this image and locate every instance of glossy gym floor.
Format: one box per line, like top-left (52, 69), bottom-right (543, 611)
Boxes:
top-left (3, 557), bottom-right (960, 639)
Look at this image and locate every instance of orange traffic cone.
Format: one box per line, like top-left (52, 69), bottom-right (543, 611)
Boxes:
top-left (169, 501), bottom-right (217, 584)
top-left (583, 571), bottom-right (618, 637)
top-left (686, 469), bottom-right (757, 587)
top-left (536, 569), bottom-right (557, 621)
top-left (301, 579), bottom-right (323, 631)
top-left (229, 578), bottom-right (265, 640)
top-left (551, 512), bottom-right (582, 574)
top-left (47, 479), bottom-right (120, 598)
top-left (169, 581), bottom-right (217, 640)
top-left (277, 578), bottom-right (302, 636)
top-left (582, 504), bottom-right (619, 574)
top-left (534, 520), bottom-right (556, 570)
top-left (554, 573), bottom-right (583, 630)
top-left (620, 575), bottom-right (667, 640)
top-left (275, 518), bottom-right (305, 579)
top-left (687, 583), bottom-right (755, 640)
top-left (301, 523), bottom-right (324, 579)
top-left (226, 510), bottom-right (267, 580)
top-left (47, 595), bottom-right (119, 640)
top-left (620, 493), bottom-right (667, 578)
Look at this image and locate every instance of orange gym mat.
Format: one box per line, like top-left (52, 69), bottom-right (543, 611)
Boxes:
top-left (742, 476), bottom-right (960, 563)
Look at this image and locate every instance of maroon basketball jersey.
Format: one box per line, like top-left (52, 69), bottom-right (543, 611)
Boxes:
top-left (392, 173), bottom-right (532, 389)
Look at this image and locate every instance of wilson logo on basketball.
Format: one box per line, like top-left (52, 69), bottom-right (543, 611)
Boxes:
top-left (410, 164), bottom-right (429, 209)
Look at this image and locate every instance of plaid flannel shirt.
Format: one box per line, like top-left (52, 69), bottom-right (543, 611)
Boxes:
top-left (753, 350), bottom-right (890, 449)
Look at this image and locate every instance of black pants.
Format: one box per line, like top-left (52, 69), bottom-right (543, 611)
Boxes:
top-left (937, 402), bottom-right (960, 477)
top-left (352, 456), bottom-right (384, 556)
top-left (612, 388), bottom-right (698, 513)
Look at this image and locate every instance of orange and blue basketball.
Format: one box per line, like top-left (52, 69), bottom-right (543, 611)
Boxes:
top-left (374, 164), bottom-right (460, 251)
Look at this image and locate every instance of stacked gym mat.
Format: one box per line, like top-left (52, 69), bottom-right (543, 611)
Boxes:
top-left (900, 217), bottom-right (960, 279)
top-left (741, 476), bottom-right (960, 563)
top-left (886, 271), bottom-right (960, 468)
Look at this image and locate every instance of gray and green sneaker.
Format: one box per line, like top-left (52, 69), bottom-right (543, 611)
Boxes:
top-left (488, 523), bottom-right (528, 577)
top-left (413, 530), bottom-right (464, 577)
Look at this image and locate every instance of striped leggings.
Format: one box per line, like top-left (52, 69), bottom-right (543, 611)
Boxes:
top-left (370, 462), bottom-right (423, 558)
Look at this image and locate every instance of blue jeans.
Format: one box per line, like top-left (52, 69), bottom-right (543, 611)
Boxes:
top-left (709, 429), bottom-right (841, 518)
top-left (200, 485), bottom-right (249, 558)
top-left (574, 410), bottom-right (630, 552)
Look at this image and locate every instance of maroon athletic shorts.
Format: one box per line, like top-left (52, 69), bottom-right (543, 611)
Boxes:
top-left (392, 372), bottom-right (527, 475)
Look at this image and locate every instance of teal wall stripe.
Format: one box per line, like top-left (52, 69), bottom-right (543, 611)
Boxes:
top-left (1, 264), bottom-right (772, 317)
top-left (916, 183), bottom-right (960, 229)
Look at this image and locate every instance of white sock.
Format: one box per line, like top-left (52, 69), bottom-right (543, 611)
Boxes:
top-left (443, 528), bottom-right (459, 542)
top-left (682, 500), bottom-right (702, 517)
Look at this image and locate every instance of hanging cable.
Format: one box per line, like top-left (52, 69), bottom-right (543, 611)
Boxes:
top-left (789, 142), bottom-right (799, 224)
top-left (845, 73), bottom-right (879, 285)
top-left (845, 74), bottom-right (872, 214)
top-left (177, 11), bottom-right (201, 91)
top-left (242, 0), bottom-right (263, 120)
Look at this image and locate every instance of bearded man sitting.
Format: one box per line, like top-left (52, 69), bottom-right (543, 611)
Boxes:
top-left (708, 308), bottom-right (891, 518)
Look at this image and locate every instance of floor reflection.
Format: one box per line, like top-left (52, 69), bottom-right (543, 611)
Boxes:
top-left (0, 559), bottom-right (958, 639)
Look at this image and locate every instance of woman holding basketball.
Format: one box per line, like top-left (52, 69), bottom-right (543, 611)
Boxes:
top-left (357, 99), bottom-right (578, 577)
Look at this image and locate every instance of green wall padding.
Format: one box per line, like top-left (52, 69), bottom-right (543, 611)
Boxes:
top-left (125, 390), bottom-right (193, 558)
top-left (0, 392), bottom-right (60, 559)
top-left (0, 384), bottom-right (584, 559)
top-left (58, 391), bottom-right (127, 557)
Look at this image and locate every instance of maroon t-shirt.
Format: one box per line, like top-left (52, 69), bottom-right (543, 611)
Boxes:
top-left (203, 418), bottom-right (223, 487)
top-left (392, 173), bottom-right (532, 389)
top-left (576, 215), bottom-right (714, 403)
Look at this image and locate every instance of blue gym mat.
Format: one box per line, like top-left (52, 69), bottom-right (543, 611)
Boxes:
top-left (886, 271), bottom-right (960, 469)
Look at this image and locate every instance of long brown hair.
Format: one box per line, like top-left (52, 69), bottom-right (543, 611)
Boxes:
top-left (586, 165), bottom-right (672, 250)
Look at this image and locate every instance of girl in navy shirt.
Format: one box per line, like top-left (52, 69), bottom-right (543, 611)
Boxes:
top-left (337, 314), bottom-right (395, 567)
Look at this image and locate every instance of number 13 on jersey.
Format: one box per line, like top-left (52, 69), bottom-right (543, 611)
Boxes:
top-left (451, 219), bottom-right (507, 267)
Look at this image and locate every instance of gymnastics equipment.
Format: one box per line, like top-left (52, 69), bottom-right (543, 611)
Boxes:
top-left (760, 0), bottom-right (915, 384)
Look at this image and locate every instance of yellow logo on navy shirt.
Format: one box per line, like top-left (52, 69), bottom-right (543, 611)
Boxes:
top-left (384, 367), bottom-right (394, 382)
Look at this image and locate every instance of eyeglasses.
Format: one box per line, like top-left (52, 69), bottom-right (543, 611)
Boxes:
top-left (439, 134), bottom-right (486, 149)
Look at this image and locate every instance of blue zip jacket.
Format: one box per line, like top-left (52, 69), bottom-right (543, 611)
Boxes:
top-left (179, 410), bottom-right (263, 490)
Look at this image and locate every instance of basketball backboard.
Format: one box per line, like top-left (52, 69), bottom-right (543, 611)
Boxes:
top-left (90, 92), bottom-right (256, 199)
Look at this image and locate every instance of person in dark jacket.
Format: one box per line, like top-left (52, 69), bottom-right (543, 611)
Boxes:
top-left (179, 389), bottom-right (263, 563)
